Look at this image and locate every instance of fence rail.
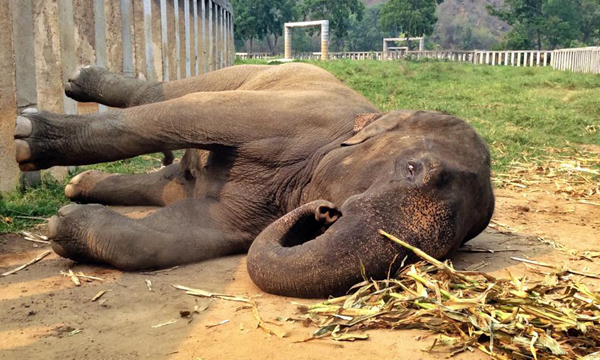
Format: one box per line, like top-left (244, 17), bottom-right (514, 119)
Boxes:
top-left (238, 47), bottom-right (599, 75)
top-left (0, 0), bottom-right (235, 193)
top-left (235, 52), bottom-right (270, 60)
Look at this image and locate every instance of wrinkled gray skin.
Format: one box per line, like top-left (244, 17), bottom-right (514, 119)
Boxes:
top-left (13, 63), bottom-right (494, 298)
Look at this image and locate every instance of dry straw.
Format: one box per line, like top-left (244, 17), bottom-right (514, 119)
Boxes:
top-left (294, 230), bottom-right (600, 359)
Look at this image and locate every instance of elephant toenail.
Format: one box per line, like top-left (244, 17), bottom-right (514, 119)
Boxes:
top-left (47, 216), bottom-right (59, 239)
top-left (13, 116), bottom-right (32, 138)
top-left (58, 204), bottom-right (79, 217)
top-left (70, 172), bottom-right (85, 184)
top-left (69, 68), bottom-right (81, 81)
top-left (19, 163), bottom-right (37, 172)
top-left (51, 241), bottom-right (68, 258)
top-left (64, 184), bottom-right (77, 198)
top-left (64, 82), bottom-right (72, 92)
top-left (22, 108), bottom-right (39, 115)
top-left (14, 139), bottom-right (31, 162)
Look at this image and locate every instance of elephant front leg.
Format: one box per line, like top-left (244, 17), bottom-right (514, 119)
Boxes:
top-left (14, 89), bottom-right (350, 171)
top-left (48, 200), bottom-right (247, 270)
top-left (13, 107), bottom-right (175, 171)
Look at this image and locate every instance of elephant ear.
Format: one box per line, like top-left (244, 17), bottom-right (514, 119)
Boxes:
top-left (342, 111), bottom-right (415, 146)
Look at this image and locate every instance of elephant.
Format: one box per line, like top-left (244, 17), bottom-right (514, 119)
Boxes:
top-left (12, 63), bottom-right (494, 298)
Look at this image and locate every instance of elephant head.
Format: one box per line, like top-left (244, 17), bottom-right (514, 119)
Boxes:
top-left (247, 111), bottom-right (494, 298)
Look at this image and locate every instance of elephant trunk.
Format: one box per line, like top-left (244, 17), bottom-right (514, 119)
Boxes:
top-left (247, 200), bottom-right (403, 298)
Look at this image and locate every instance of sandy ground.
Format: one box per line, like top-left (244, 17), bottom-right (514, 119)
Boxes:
top-left (1, 187), bottom-right (599, 360)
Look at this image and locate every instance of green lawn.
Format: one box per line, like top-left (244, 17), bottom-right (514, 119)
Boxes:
top-left (1, 59), bottom-right (599, 233)
top-left (313, 60), bottom-right (600, 169)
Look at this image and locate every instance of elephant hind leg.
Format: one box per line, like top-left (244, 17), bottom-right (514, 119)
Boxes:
top-left (66, 163), bottom-right (189, 207)
top-left (48, 199), bottom-right (249, 270)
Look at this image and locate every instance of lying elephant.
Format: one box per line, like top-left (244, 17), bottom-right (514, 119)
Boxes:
top-left (13, 63), bottom-right (494, 298)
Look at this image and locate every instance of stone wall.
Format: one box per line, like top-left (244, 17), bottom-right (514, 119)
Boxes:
top-left (0, 0), bottom-right (234, 193)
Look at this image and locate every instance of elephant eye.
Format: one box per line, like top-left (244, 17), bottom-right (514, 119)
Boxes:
top-left (394, 159), bottom-right (421, 181)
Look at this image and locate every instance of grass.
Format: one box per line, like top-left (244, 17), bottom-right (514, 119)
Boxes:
top-left (0, 154), bottom-right (168, 233)
top-left (310, 60), bottom-right (600, 170)
top-left (1, 59), bottom-right (599, 233)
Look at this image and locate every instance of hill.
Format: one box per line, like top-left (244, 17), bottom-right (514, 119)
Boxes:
top-left (362, 0), bottom-right (510, 49)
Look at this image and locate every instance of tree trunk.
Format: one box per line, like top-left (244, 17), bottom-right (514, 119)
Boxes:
top-left (266, 36), bottom-right (274, 55)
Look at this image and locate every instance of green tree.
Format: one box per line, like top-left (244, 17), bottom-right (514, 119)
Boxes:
top-left (256, 0), bottom-right (298, 54)
top-left (346, 5), bottom-right (387, 51)
top-left (300, 0), bottom-right (365, 50)
top-left (487, 0), bottom-right (592, 49)
top-left (231, 0), bottom-right (263, 52)
top-left (232, 0), bottom-right (297, 54)
top-left (380, 0), bottom-right (443, 50)
top-left (579, 0), bottom-right (600, 45)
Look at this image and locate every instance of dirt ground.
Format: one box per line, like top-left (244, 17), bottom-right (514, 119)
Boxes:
top-left (1, 186), bottom-right (599, 360)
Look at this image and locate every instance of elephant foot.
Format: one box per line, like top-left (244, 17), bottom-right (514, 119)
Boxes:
top-left (64, 65), bottom-right (111, 104)
top-left (48, 204), bottom-right (109, 264)
top-left (13, 109), bottom-right (91, 171)
top-left (64, 65), bottom-right (157, 108)
top-left (65, 170), bottom-right (113, 202)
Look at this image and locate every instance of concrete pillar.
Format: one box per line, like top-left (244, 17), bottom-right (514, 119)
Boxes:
top-left (0, 1), bottom-right (19, 193)
top-left (142, 0), bottom-right (154, 81)
top-left (150, 0), bottom-right (163, 81)
top-left (419, 37), bottom-right (424, 51)
top-left (160, 0), bottom-right (170, 81)
top-left (201, 0), bottom-right (207, 73)
top-left (173, 0), bottom-right (181, 79)
top-left (230, 11), bottom-right (234, 65)
top-left (184, 0), bottom-right (191, 77)
top-left (208, 0), bottom-right (217, 71)
top-left (121, 0), bottom-right (135, 77)
top-left (132, 1), bottom-right (147, 79)
top-left (221, 6), bottom-right (226, 68)
top-left (105, 0), bottom-right (124, 73)
top-left (284, 26), bottom-right (291, 59)
top-left (193, 0), bottom-right (199, 75)
top-left (12, 0), bottom-right (42, 187)
top-left (178, 0), bottom-right (186, 77)
top-left (93, 0), bottom-right (108, 112)
top-left (320, 20), bottom-right (329, 60)
top-left (73, 0), bottom-right (96, 68)
top-left (206, 0), bottom-right (215, 71)
top-left (215, 4), bottom-right (221, 69)
top-left (33, 0), bottom-right (66, 115)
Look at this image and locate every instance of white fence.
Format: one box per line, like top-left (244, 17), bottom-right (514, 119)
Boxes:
top-left (552, 47), bottom-right (600, 74)
top-left (237, 47), bottom-right (600, 75)
top-left (235, 52), bottom-right (271, 60)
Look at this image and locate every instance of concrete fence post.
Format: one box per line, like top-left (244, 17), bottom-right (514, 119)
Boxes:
top-left (320, 20), bottom-right (329, 60)
top-left (94, 0), bottom-right (108, 112)
top-left (160, 0), bottom-right (170, 81)
top-left (0, 0), bottom-right (19, 192)
top-left (12, 0), bottom-right (41, 187)
top-left (284, 26), bottom-right (291, 59)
